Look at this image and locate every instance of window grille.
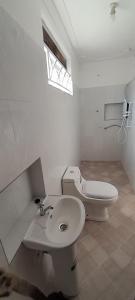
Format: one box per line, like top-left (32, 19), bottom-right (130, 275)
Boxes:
top-left (44, 45), bottom-right (73, 96)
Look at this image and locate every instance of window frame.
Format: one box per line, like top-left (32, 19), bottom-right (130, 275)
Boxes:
top-left (42, 25), bottom-right (73, 96)
top-left (42, 26), bottom-right (67, 69)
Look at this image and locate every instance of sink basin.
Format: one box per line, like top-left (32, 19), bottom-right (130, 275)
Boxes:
top-left (23, 195), bottom-right (85, 251)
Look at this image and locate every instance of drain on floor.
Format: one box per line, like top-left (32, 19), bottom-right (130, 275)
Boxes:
top-left (59, 223), bottom-right (68, 231)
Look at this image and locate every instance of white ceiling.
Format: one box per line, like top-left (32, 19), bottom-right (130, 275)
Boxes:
top-left (53, 0), bottom-right (135, 62)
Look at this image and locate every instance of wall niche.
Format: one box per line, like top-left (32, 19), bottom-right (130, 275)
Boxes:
top-left (0, 158), bottom-right (45, 263)
top-left (104, 102), bottom-right (123, 121)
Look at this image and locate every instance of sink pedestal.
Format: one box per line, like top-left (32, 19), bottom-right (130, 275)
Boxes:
top-left (51, 245), bottom-right (79, 297)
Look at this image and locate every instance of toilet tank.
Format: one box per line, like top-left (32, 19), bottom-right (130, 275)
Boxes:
top-left (62, 167), bottom-right (82, 195)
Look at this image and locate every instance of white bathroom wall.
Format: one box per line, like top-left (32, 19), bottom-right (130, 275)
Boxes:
top-left (0, 0), bottom-right (80, 196)
top-left (79, 84), bottom-right (125, 161)
top-left (122, 79), bottom-right (135, 191)
top-left (79, 56), bottom-right (135, 89)
top-left (79, 55), bottom-right (135, 161)
top-left (0, 0), bottom-right (79, 295)
top-left (0, 171), bottom-right (32, 241)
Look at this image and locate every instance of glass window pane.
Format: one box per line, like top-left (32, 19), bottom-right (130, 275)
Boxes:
top-left (44, 46), bottom-right (73, 95)
top-left (51, 66), bottom-right (59, 82)
top-left (59, 67), bottom-right (66, 85)
top-left (63, 72), bottom-right (70, 88)
top-left (55, 60), bottom-right (62, 73)
top-left (49, 51), bottom-right (56, 65)
top-left (49, 53), bottom-right (56, 77)
top-left (67, 77), bottom-right (73, 92)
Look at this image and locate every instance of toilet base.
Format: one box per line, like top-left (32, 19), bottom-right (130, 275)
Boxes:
top-left (85, 203), bottom-right (109, 222)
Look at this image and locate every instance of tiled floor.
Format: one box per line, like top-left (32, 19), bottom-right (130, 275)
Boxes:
top-left (76, 161), bottom-right (135, 300)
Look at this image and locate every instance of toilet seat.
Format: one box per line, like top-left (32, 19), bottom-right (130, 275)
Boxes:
top-left (83, 181), bottom-right (118, 199)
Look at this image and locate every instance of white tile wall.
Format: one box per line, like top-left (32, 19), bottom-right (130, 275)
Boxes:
top-left (0, 170), bottom-right (32, 241)
top-left (79, 85), bottom-right (125, 161)
top-left (0, 7), bottom-right (43, 102)
top-left (0, 101), bottom-right (18, 191)
top-left (122, 79), bottom-right (135, 192)
top-left (79, 57), bottom-right (135, 89)
top-left (0, 0), bottom-right (79, 290)
top-left (0, 4), bottom-right (80, 195)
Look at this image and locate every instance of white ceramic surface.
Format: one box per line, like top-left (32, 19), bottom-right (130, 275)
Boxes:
top-left (23, 195), bottom-right (85, 251)
top-left (122, 79), bottom-right (135, 192)
top-left (0, 4), bottom-right (79, 196)
top-left (62, 167), bottom-right (118, 221)
top-left (79, 85), bottom-right (124, 161)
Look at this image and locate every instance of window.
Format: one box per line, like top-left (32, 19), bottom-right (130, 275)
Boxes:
top-left (42, 26), bottom-right (73, 95)
top-left (42, 27), bottom-right (67, 69)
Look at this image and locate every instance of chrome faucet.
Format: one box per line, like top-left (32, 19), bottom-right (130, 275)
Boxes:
top-left (39, 201), bottom-right (53, 216)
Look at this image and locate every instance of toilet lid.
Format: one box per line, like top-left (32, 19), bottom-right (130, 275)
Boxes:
top-left (83, 181), bottom-right (118, 199)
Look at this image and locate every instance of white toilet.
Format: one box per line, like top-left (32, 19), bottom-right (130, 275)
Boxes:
top-left (62, 166), bottom-right (118, 221)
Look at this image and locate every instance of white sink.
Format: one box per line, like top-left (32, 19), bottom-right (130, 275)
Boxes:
top-left (23, 195), bottom-right (85, 252)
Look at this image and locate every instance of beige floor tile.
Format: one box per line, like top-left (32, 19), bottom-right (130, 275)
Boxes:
top-left (123, 194), bottom-right (135, 203)
top-left (80, 234), bottom-right (98, 252)
top-left (121, 205), bottom-right (135, 217)
top-left (103, 257), bottom-right (121, 280)
top-left (79, 226), bottom-right (88, 239)
top-left (79, 161), bottom-right (135, 300)
top-left (127, 292), bottom-right (135, 300)
top-left (101, 238), bottom-right (118, 255)
top-left (98, 220), bottom-right (114, 231)
top-left (121, 186), bottom-right (133, 196)
top-left (84, 220), bottom-right (100, 234)
top-left (104, 230), bottom-right (122, 246)
top-left (116, 224), bottom-right (133, 242)
top-left (89, 268), bottom-right (112, 293)
top-left (97, 282), bottom-right (124, 300)
top-left (108, 215), bottom-right (122, 228)
top-left (75, 241), bottom-right (89, 261)
top-left (80, 277), bottom-right (101, 300)
top-left (117, 214), bottom-right (135, 232)
top-left (109, 205), bottom-right (121, 217)
top-left (111, 248), bottom-right (131, 268)
top-left (114, 273), bottom-right (135, 300)
top-left (78, 255), bottom-right (98, 283)
top-left (121, 234), bottom-right (135, 258)
top-left (123, 259), bottom-right (135, 284)
top-left (91, 246), bottom-right (108, 266)
top-left (89, 227), bottom-right (109, 245)
top-left (130, 213), bottom-right (135, 221)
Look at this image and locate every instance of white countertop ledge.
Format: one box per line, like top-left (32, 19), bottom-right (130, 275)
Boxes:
top-left (2, 195), bottom-right (59, 263)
